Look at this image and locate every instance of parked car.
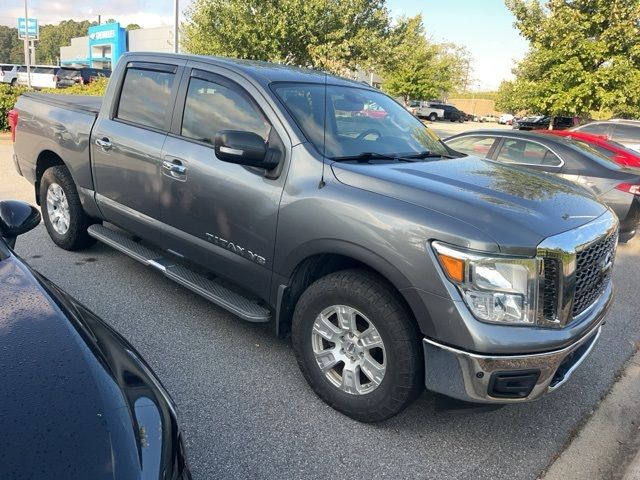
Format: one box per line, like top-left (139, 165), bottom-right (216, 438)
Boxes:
top-left (512, 115), bottom-right (575, 131)
top-left (409, 100), bottom-right (444, 121)
top-left (428, 102), bottom-right (466, 122)
top-left (539, 130), bottom-right (640, 169)
top-left (56, 66), bottom-right (111, 88)
top-left (0, 64), bottom-right (20, 85)
top-left (572, 120), bottom-right (640, 153)
top-left (445, 130), bottom-right (640, 241)
top-left (357, 101), bottom-right (388, 118)
top-left (16, 65), bottom-right (61, 89)
top-left (498, 113), bottom-right (514, 125)
top-left (0, 199), bottom-right (191, 479)
top-left (11, 52), bottom-right (618, 422)
top-left (478, 114), bottom-right (499, 123)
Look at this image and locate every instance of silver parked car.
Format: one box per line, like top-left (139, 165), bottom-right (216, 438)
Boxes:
top-left (573, 120), bottom-right (640, 153)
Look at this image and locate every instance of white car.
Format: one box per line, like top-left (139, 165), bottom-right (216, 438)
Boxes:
top-left (498, 113), bottom-right (514, 125)
top-left (0, 64), bottom-right (21, 85)
top-left (409, 101), bottom-right (444, 121)
top-left (16, 65), bottom-right (60, 89)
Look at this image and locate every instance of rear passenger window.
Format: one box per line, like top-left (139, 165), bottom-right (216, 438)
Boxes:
top-left (578, 123), bottom-right (610, 136)
top-left (612, 124), bottom-right (640, 142)
top-left (181, 76), bottom-right (270, 144)
top-left (116, 67), bottom-right (176, 130)
top-left (496, 139), bottom-right (562, 167)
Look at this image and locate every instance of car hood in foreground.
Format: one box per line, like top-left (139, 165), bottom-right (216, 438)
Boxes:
top-left (0, 256), bottom-right (189, 480)
top-left (331, 156), bottom-right (609, 254)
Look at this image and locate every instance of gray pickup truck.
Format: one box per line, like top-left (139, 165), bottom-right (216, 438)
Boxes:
top-left (11, 52), bottom-right (618, 422)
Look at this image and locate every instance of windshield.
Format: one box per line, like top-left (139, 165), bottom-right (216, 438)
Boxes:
top-left (272, 83), bottom-right (450, 159)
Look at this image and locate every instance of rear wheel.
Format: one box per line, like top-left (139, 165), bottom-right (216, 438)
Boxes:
top-left (40, 166), bottom-right (97, 250)
top-left (428, 112), bottom-right (438, 122)
top-left (292, 269), bottom-right (423, 422)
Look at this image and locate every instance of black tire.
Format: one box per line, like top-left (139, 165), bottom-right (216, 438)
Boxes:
top-left (292, 269), bottom-right (423, 422)
top-left (40, 165), bottom-right (97, 250)
top-left (10, 78), bottom-right (16, 87)
top-left (428, 112), bottom-right (437, 122)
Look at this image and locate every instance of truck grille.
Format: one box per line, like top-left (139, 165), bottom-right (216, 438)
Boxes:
top-left (542, 258), bottom-right (559, 321)
top-left (572, 231), bottom-right (617, 317)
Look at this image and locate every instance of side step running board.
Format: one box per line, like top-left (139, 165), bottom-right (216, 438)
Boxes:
top-left (87, 224), bottom-right (271, 322)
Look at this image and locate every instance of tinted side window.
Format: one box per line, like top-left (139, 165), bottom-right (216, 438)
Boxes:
top-left (117, 67), bottom-right (175, 130)
top-left (496, 139), bottom-right (562, 167)
top-left (612, 124), bottom-right (640, 142)
top-left (447, 136), bottom-right (497, 157)
top-left (578, 123), bottom-right (610, 136)
top-left (181, 76), bottom-right (270, 144)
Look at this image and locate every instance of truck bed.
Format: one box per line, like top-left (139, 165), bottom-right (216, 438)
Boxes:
top-left (13, 92), bottom-right (102, 193)
top-left (22, 92), bottom-right (102, 115)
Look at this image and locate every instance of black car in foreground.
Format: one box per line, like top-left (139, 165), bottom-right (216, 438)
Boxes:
top-left (445, 130), bottom-right (640, 242)
top-left (0, 200), bottom-right (191, 480)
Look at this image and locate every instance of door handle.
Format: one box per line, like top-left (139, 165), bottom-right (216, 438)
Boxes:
top-left (162, 159), bottom-right (187, 178)
top-left (95, 137), bottom-right (112, 150)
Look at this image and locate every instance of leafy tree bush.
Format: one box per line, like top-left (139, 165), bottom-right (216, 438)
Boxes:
top-left (505, 0), bottom-right (640, 118)
top-left (0, 84), bottom-right (27, 131)
top-left (41, 77), bottom-right (108, 96)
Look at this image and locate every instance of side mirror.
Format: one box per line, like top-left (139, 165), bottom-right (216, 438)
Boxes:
top-left (214, 130), bottom-right (280, 170)
top-left (0, 200), bottom-right (41, 249)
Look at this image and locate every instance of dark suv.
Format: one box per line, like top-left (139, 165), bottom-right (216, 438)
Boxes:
top-left (56, 67), bottom-right (111, 88)
top-left (429, 103), bottom-right (466, 122)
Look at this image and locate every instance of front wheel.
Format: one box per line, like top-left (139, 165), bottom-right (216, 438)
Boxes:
top-left (428, 113), bottom-right (438, 122)
top-left (40, 165), bottom-right (97, 250)
top-left (292, 269), bottom-right (423, 422)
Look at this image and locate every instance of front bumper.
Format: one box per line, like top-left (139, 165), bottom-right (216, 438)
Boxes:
top-left (423, 286), bottom-right (611, 404)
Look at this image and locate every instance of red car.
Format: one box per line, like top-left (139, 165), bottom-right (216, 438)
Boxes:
top-left (540, 130), bottom-right (640, 168)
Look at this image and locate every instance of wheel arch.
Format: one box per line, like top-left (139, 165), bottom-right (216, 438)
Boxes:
top-left (34, 150), bottom-right (66, 205)
top-left (274, 242), bottom-right (430, 338)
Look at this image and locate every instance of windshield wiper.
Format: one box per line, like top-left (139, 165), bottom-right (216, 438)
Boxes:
top-left (403, 150), bottom-right (455, 160)
top-left (332, 152), bottom-right (417, 163)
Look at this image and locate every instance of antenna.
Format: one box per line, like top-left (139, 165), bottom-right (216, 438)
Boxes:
top-left (319, 71), bottom-right (327, 188)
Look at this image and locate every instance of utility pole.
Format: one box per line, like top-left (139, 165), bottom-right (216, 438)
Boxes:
top-left (23, 0), bottom-right (31, 88)
top-left (173, 0), bottom-right (179, 53)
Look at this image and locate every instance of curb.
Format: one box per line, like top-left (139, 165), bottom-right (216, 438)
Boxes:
top-left (540, 351), bottom-right (640, 479)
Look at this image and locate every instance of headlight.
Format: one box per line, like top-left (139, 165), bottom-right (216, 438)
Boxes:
top-left (432, 242), bottom-right (540, 325)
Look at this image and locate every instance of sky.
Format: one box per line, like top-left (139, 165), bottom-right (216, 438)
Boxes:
top-left (1, 0), bottom-right (529, 91)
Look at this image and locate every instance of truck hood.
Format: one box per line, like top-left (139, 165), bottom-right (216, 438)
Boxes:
top-left (331, 156), bottom-right (608, 253)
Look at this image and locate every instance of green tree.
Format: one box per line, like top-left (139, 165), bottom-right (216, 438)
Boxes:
top-left (0, 26), bottom-right (25, 64)
top-left (36, 20), bottom-right (92, 65)
top-left (495, 80), bottom-right (522, 113)
top-left (183, 0), bottom-right (391, 74)
top-left (506, 0), bottom-right (640, 119)
top-left (126, 24), bottom-right (141, 31)
top-left (381, 16), bottom-right (466, 103)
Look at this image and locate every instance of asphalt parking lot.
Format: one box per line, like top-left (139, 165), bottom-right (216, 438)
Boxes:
top-left (2, 133), bottom-right (640, 480)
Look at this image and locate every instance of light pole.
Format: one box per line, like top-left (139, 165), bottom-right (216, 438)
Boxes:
top-left (23, 0), bottom-right (31, 88)
top-left (173, 0), bottom-right (179, 53)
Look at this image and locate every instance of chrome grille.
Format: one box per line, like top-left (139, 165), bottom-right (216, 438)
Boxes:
top-left (572, 231), bottom-right (617, 317)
